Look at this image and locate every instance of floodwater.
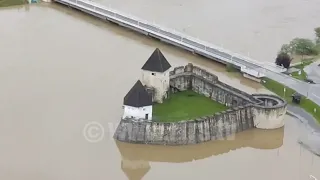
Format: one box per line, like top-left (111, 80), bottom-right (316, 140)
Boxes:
top-left (0, 3), bottom-right (319, 180)
top-left (93, 0), bottom-right (320, 63)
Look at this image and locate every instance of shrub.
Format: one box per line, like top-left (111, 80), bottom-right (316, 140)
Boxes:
top-left (275, 52), bottom-right (291, 68)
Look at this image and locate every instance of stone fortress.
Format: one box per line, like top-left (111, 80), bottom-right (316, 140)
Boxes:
top-left (114, 48), bottom-right (287, 145)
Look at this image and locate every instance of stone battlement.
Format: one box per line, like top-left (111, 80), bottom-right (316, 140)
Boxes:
top-left (114, 105), bottom-right (254, 145)
top-left (114, 63), bottom-right (287, 145)
top-left (169, 63), bottom-right (262, 106)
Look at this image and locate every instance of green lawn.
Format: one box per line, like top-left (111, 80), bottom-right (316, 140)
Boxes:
top-left (291, 70), bottom-right (308, 81)
top-left (291, 59), bottom-right (314, 69)
top-left (262, 78), bottom-right (320, 123)
top-left (290, 59), bottom-right (314, 81)
top-left (0, 0), bottom-right (26, 7)
top-left (153, 90), bottom-right (228, 122)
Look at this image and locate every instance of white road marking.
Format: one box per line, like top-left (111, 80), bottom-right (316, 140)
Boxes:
top-left (312, 93), bottom-right (320, 99)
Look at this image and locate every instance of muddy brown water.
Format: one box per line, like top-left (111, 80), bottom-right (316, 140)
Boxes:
top-left (93, 0), bottom-right (320, 63)
top-left (0, 3), bottom-right (320, 180)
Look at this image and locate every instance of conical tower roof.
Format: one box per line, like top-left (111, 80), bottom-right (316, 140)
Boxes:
top-left (141, 48), bottom-right (171, 72)
top-left (123, 80), bottom-right (152, 107)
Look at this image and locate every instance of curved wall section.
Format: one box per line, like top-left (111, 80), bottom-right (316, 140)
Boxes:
top-left (252, 94), bottom-right (287, 129)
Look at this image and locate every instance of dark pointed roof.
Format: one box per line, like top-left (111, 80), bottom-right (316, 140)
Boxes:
top-left (141, 48), bottom-right (171, 72)
top-left (124, 80), bottom-right (152, 107)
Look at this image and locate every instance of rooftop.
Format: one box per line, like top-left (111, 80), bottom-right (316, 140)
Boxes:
top-left (123, 80), bottom-right (152, 107)
top-left (141, 48), bottom-right (171, 72)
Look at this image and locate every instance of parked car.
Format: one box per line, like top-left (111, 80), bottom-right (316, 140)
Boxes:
top-left (305, 78), bottom-right (315, 84)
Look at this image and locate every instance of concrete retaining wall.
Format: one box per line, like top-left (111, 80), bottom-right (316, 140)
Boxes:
top-left (114, 105), bottom-right (254, 145)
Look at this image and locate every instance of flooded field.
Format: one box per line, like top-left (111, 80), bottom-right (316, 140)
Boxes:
top-left (0, 3), bottom-right (319, 180)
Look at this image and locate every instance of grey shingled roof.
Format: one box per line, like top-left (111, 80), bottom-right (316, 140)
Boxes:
top-left (123, 80), bottom-right (152, 107)
top-left (141, 48), bottom-right (171, 72)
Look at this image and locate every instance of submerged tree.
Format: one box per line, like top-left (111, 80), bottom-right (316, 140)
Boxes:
top-left (275, 52), bottom-right (291, 68)
top-left (280, 44), bottom-right (293, 55)
top-left (289, 38), bottom-right (318, 59)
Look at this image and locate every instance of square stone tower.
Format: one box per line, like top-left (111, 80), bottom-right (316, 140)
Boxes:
top-left (140, 48), bottom-right (171, 103)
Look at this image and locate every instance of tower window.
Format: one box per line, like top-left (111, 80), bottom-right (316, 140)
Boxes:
top-left (152, 73), bottom-right (155, 76)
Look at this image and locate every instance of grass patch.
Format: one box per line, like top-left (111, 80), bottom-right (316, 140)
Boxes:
top-left (262, 78), bottom-right (320, 122)
top-left (290, 58), bottom-right (315, 81)
top-left (262, 78), bottom-right (294, 102)
top-left (0, 0), bottom-right (26, 7)
top-left (153, 90), bottom-right (228, 122)
top-left (291, 58), bottom-right (314, 69)
top-left (291, 70), bottom-right (307, 81)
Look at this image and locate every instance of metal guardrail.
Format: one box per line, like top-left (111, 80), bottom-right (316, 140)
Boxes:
top-left (54, 0), bottom-right (286, 78)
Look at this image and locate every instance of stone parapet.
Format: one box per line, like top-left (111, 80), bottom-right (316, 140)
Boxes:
top-left (114, 105), bottom-right (254, 145)
top-left (114, 64), bottom-right (287, 145)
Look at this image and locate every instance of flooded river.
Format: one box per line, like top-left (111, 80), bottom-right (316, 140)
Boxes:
top-left (0, 3), bottom-right (320, 180)
top-left (93, 0), bottom-right (320, 63)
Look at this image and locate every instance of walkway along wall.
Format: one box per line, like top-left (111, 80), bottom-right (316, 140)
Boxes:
top-left (114, 64), bottom-right (287, 145)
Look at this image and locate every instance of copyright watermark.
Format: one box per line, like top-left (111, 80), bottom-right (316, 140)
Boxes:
top-left (83, 121), bottom-right (105, 143)
top-left (82, 121), bottom-right (118, 143)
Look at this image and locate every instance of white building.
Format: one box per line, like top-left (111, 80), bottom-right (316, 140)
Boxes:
top-left (140, 48), bottom-right (171, 103)
top-left (122, 80), bottom-right (153, 120)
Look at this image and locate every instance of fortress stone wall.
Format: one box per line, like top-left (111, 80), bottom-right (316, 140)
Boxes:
top-left (114, 63), bottom-right (287, 145)
top-left (251, 94), bottom-right (287, 129)
top-left (114, 105), bottom-right (254, 145)
top-left (169, 64), bottom-right (261, 107)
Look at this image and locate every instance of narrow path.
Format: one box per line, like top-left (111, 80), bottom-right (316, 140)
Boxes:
top-left (287, 104), bottom-right (320, 132)
top-left (304, 60), bottom-right (320, 84)
top-left (287, 105), bottom-right (320, 156)
top-left (265, 70), bottom-right (320, 105)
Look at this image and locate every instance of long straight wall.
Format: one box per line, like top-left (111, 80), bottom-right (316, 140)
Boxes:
top-left (114, 106), bottom-right (254, 145)
top-left (114, 105), bottom-right (254, 145)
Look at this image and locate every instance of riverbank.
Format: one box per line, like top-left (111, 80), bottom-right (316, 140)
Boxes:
top-left (0, 0), bottom-right (26, 7)
top-left (289, 58), bottom-right (314, 81)
top-left (262, 78), bottom-right (320, 123)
